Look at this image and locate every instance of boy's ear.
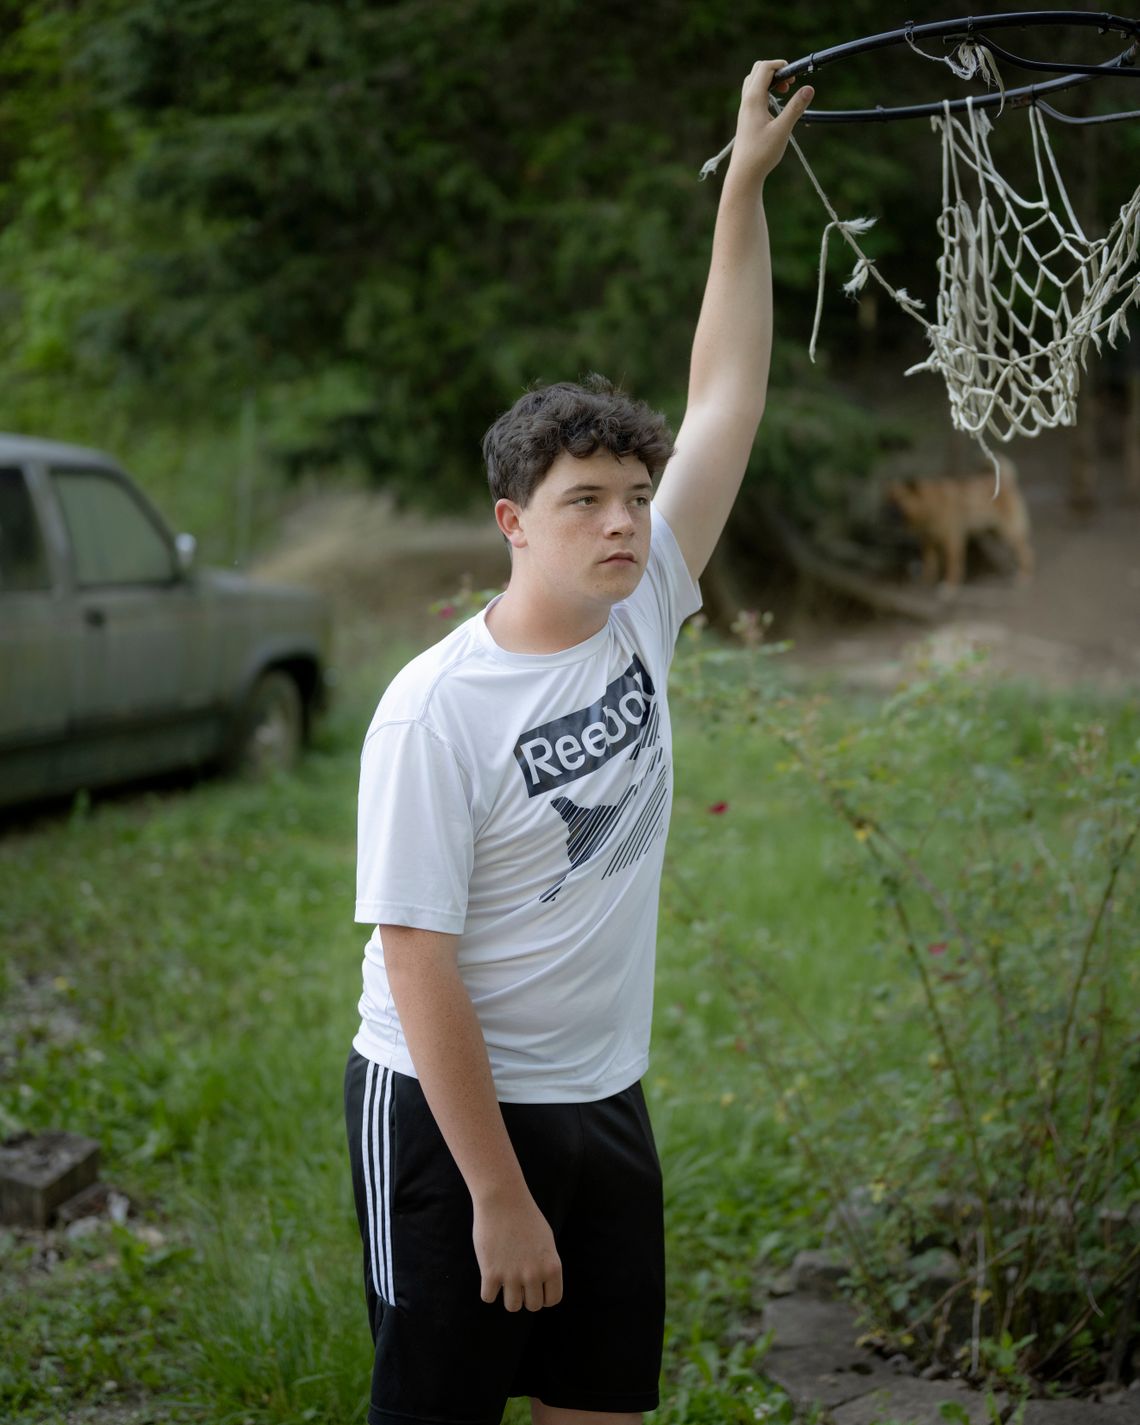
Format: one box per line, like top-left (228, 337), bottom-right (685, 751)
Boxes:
top-left (495, 497), bottom-right (527, 549)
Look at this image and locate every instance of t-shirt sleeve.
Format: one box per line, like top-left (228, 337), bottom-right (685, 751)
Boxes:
top-left (627, 503), bottom-right (703, 665)
top-left (354, 719), bottom-right (475, 931)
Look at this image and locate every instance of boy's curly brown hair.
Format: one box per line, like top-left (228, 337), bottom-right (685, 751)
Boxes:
top-left (482, 374), bottom-right (675, 507)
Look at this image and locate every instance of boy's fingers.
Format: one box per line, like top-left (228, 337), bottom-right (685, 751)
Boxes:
top-left (744, 58), bottom-right (788, 96)
top-left (777, 83), bottom-right (815, 127)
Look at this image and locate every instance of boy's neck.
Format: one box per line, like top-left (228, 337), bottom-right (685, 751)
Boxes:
top-left (484, 583), bottom-right (610, 655)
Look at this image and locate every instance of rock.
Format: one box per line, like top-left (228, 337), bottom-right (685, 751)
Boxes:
top-left (65, 1215), bottom-right (103, 1240)
top-left (758, 1277), bottom-right (1137, 1425)
top-left (55, 1180), bottom-right (115, 1225)
top-left (832, 1378), bottom-right (1003, 1425)
top-left (826, 1188), bottom-right (881, 1238)
top-left (763, 1295), bottom-right (864, 1352)
top-left (1023, 1399), bottom-right (1140, 1424)
top-left (908, 1248), bottom-right (961, 1288)
top-left (790, 1248), bottom-right (849, 1297)
top-left (760, 1290), bottom-right (1014, 1425)
top-left (765, 1337), bottom-right (895, 1410)
top-left (906, 1246), bottom-right (980, 1340)
top-left (762, 1297), bottom-right (898, 1409)
top-left (0, 1131), bottom-right (101, 1228)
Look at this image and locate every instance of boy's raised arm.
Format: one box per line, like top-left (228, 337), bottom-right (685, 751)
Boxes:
top-left (654, 59), bottom-right (813, 582)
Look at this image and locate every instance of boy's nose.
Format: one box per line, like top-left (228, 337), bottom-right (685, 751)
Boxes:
top-left (605, 503), bottom-right (635, 534)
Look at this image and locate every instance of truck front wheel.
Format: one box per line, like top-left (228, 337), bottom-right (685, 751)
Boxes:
top-left (226, 670), bottom-right (304, 777)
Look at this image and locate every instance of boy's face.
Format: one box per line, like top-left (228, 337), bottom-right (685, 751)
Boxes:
top-left (496, 448), bottom-right (653, 612)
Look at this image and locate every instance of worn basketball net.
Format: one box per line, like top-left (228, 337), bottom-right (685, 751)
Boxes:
top-left (701, 19), bottom-right (1140, 478)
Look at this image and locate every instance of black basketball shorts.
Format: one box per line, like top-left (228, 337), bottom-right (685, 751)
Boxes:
top-left (343, 1048), bottom-right (666, 1425)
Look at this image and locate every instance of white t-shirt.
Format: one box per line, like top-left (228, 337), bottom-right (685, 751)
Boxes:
top-left (353, 504), bottom-right (701, 1103)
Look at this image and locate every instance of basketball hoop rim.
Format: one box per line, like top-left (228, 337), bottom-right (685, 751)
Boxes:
top-left (777, 10), bottom-right (1140, 124)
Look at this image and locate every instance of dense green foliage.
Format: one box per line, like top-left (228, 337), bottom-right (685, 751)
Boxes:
top-left (2, 1), bottom-right (1136, 512)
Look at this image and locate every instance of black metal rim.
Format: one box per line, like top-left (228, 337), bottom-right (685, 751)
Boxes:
top-left (776, 11), bottom-right (1140, 124)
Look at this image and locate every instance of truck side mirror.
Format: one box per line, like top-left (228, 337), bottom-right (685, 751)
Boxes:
top-left (175, 532), bottom-right (197, 576)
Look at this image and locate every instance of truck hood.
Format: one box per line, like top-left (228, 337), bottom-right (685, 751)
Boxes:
top-left (197, 566), bottom-right (327, 613)
top-left (195, 568), bottom-right (332, 652)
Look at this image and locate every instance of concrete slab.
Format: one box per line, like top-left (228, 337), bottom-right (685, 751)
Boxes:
top-left (765, 1350), bottom-right (894, 1411)
top-left (763, 1297), bottom-right (899, 1409)
top-left (0, 1130), bottom-right (100, 1228)
top-left (763, 1295), bottom-right (868, 1351)
top-left (760, 1290), bottom-right (1136, 1425)
top-left (791, 1248), bottom-right (851, 1296)
top-left (831, 1377), bottom-right (1002, 1425)
top-left (1023, 1399), bottom-right (1140, 1425)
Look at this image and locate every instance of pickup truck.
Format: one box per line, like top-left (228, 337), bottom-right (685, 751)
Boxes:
top-left (0, 433), bottom-right (333, 811)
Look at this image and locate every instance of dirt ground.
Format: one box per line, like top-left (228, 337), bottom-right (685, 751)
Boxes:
top-left (254, 407), bottom-right (1140, 696)
top-left (787, 414), bottom-right (1140, 693)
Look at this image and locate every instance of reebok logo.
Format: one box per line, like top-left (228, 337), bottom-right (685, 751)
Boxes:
top-left (514, 655), bottom-right (657, 797)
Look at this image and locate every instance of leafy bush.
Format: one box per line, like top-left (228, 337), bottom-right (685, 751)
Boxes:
top-left (672, 624), bottom-right (1140, 1394)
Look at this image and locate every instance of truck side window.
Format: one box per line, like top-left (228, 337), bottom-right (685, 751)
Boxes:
top-left (50, 468), bottom-right (175, 586)
top-left (0, 466), bottom-right (52, 592)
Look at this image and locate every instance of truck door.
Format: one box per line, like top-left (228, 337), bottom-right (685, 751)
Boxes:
top-left (48, 465), bottom-right (212, 781)
top-left (0, 465), bottom-right (73, 800)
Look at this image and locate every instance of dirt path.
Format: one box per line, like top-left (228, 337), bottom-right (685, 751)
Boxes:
top-left (787, 417), bottom-right (1140, 692)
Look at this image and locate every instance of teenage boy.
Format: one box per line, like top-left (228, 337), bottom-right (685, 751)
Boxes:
top-left (345, 59), bottom-right (814, 1425)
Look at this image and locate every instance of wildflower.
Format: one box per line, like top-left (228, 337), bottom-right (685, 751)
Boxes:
top-left (707, 801), bottom-right (729, 815)
top-left (928, 941), bottom-right (948, 955)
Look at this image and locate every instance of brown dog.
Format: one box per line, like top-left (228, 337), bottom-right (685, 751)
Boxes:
top-left (887, 457), bottom-right (1034, 589)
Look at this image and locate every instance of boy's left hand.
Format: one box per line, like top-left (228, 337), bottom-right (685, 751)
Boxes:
top-left (730, 58), bottom-right (814, 185)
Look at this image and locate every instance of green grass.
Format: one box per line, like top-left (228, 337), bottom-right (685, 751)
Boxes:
top-left (1, 636), bottom-right (1135, 1424)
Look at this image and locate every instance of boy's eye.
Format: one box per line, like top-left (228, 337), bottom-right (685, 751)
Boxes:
top-left (572, 495), bottom-right (596, 506)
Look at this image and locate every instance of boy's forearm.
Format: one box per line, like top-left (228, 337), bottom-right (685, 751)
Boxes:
top-left (687, 170), bottom-right (773, 419)
top-left (381, 925), bottom-right (528, 1206)
top-left (684, 63), bottom-right (813, 421)
top-left (652, 64), bottom-right (812, 580)
top-left (381, 924), bottom-right (562, 1312)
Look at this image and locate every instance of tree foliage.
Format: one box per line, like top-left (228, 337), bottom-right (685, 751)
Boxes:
top-left (0, 0), bottom-right (1136, 509)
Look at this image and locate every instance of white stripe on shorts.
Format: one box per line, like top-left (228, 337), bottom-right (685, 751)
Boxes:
top-left (362, 1062), bottom-right (396, 1305)
top-left (379, 1067), bottom-right (395, 1304)
top-left (361, 1061), bottom-right (381, 1298)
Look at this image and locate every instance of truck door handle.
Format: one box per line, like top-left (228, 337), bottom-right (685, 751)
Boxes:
top-left (84, 607), bottom-right (106, 628)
